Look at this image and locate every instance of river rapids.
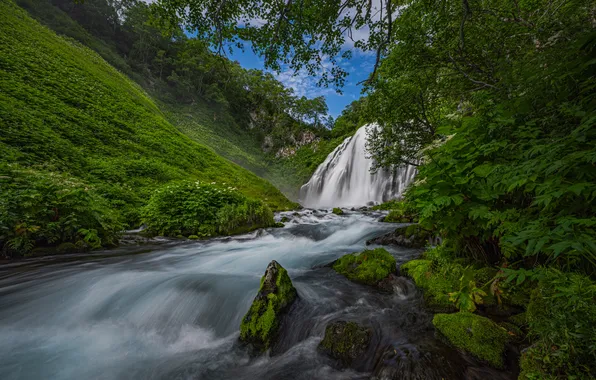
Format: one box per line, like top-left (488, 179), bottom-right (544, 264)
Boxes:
top-left (0, 211), bottom-right (515, 380)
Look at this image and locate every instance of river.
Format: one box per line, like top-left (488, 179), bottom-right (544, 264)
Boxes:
top-left (0, 211), bottom-right (515, 379)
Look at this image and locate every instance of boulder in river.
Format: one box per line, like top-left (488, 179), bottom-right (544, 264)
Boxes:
top-left (372, 342), bottom-right (462, 380)
top-left (319, 320), bottom-right (371, 365)
top-left (240, 260), bottom-right (297, 351)
top-left (333, 248), bottom-right (397, 287)
top-left (433, 312), bottom-right (510, 368)
top-left (366, 224), bottom-right (435, 248)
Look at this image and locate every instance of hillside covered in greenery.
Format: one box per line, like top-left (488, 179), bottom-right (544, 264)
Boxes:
top-left (0, 0), bottom-right (299, 257)
top-left (13, 0), bottom-right (363, 200)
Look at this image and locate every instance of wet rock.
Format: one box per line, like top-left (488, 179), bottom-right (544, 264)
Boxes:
top-left (319, 321), bottom-right (371, 365)
top-left (372, 343), bottom-right (461, 380)
top-left (240, 260), bottom-right (297, 351)
top-left (376, 274), bottom-right (414, 296)
top-left (333, 248), bottom-right (397, 287)
top-left (433, 312), bottom-right (509, 368)
top-left (367, 224), bottom-right (434, 248)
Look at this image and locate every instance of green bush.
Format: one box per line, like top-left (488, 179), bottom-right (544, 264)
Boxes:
top-left (141, 180), bottom-right (274, 237)
top-left (520, 270), bottom-right (596, 379)
top-left (0, 164), bottom-right (122, 257)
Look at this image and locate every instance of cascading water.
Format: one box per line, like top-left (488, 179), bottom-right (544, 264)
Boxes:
top-left (300, 124), bottom-right (417, 208)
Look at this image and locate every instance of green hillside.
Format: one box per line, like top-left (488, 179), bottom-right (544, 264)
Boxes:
top-left (0, 0), bottom-right (295, 255)
top-left (11, 0), bottom-right (352, 201)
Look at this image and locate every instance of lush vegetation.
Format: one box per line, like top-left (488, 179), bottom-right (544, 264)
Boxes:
top-left (141, 181), bottom-right (275, 238)
top-left (16, 0), bottom-right (345, 200)
top-left (0, 1), bottom-right (295, 257)
top-left (333, 248), bottom-right (396, 286)
top-left (174, 0), bottom-right (594, 373)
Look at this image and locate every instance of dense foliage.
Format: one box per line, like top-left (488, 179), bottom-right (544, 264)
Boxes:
top-left (0, 1), bottom-right (294, 256)
top-left (0, 164), bottom-right (122, 256)
top-left (141, 181), bottom-right (275, 237)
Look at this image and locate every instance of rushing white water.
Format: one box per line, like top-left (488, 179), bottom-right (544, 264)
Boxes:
top-left (300, 124), bottom-right (417, 208)
top-left (0, 211), bottom-right (514, 380)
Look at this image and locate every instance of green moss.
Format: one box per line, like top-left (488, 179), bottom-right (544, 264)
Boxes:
top-left (508, 312), bottom-right (527, 327)
top-left (240, 261), bottom-right (297, 350)
top-left (187, 235), bottom-right (199, 239)
top-left (401, 259), bottom-right (461, 310)
top-left (333, 248), bottom-right (396, 286)
top-left (280, 216), bottom-right (290, 223)
top-left (332, 207), bottom-right (344, 215)
top-left (433, 312), bottom-right (509, 368)
top-left (319, 321), bottom-right (371, 363)
top-left (273, 222), bottom-right (285, 228)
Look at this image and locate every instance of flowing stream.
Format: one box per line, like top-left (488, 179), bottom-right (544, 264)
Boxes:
top-left (300, 125), bottom-right (417, 208)
top-left (0, 211), bottom-right (515, 380)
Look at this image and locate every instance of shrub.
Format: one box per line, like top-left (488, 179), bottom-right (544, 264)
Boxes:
top-left (520, 270), bottom-right (596, 379)
top-left (141, 180), bottom-right (274, 237)
top-left (0, 164), bottom-right (122, 257)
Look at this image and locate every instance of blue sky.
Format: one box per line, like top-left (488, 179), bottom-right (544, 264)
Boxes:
top-left (228, 46), bottom-right (375, 118)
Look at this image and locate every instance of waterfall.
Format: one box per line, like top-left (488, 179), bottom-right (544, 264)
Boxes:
top-left (299, 124), bottom-right (417, 208)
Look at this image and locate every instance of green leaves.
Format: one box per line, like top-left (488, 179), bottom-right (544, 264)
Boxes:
top-left (141, 180), bottom-right (274, 237)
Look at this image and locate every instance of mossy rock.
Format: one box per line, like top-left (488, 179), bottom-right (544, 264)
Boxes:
top-left (319, 321), bottom-right (371, 365)
top-left (56, 242), bottom-right (77, 254)
top-left (400, 259), bottom-right (459, 311)
top-left (187, 235), bottom-right (199, 239)
top-left (280, 216), bottom-right (290, 223)
top-left (366, 224), bottom-right (434, 248)
top-left (433, 312), bottom-right (509, 368)
top-left (240, 260), bottom-right (297, 351)
top-left (382, 209), bottom-right (412, 223)
top-left (508, 312), bottom-right (527, 327)
top-left (332, 207), bottom-right (344, 215)
top-left (333, 248), bottom-right (396, 286)
top-left (272, 222), bottom-right (285, 228)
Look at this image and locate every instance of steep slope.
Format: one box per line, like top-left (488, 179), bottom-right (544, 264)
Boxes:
top-left (13, 0), bottom-right (347, 200)
top-left (0, 0), bottom-right (295, 224)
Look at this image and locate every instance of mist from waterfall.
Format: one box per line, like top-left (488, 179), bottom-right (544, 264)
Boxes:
top-left (299, 124), bottom-right (417, 208)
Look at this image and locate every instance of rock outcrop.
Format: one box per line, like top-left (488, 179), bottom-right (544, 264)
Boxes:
top-left (240, 260), bottom-right (297, 351)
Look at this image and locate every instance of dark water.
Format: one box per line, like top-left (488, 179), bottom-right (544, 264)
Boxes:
top-left (0, 211), bottom-right (515, 379)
